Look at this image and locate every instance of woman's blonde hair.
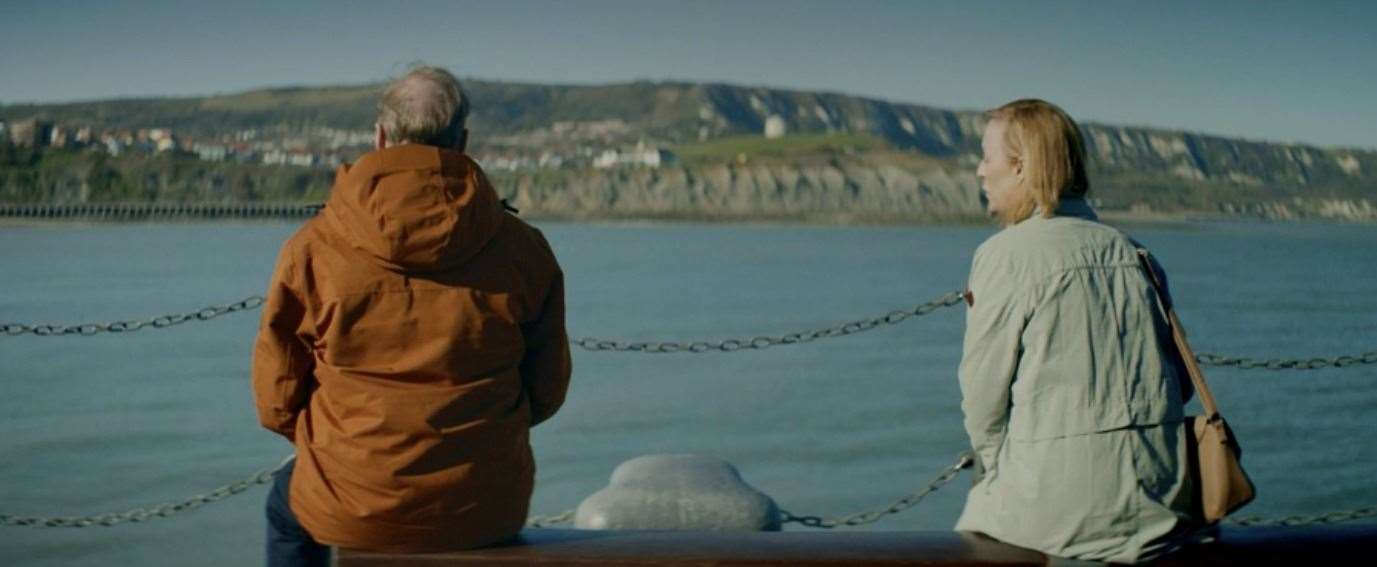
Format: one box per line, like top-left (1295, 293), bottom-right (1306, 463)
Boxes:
top-left (986, 99), bottom-right (1090, 225)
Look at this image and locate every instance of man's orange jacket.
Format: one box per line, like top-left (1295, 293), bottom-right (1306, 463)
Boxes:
top-left (252, 144), bottom-right (571, 552)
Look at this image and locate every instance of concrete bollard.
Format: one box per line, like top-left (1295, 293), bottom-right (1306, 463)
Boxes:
top-left (575, 454), bottom-right (781, 531)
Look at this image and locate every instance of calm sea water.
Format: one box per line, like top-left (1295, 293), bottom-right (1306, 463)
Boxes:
top-left (1, 219), bottom-right (1375, 565)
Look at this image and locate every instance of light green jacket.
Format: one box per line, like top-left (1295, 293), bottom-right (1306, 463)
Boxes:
top-left (954, 198), bottom-right (1193, 563)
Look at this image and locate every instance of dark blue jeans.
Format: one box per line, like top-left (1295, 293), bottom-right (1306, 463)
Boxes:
top-left (266, 458), bottom-right (330, 567)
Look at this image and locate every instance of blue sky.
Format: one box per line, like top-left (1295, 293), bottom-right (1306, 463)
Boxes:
top-left (2, 0), bottom-right (1374, 148)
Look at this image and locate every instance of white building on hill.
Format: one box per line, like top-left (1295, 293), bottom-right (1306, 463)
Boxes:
top-left (592, 143), bottom-right (676, 169)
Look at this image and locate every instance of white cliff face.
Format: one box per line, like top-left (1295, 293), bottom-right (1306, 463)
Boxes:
top-left (1315, 198), bottom-right (1377, 220)
top-left (1213, 198), bottom-right (1377, 221)
top-left (1337, 154), bottom-right (1362, 176)
top-left (1171, 164), bottom-right (1206, 181)
top-left (499, 162), bottom-right (983, 222)
top-left (899, 117), bottom-right (917, 136)
top-left (493, 158), bottom-right (1377, 222)
top-left (813, 105), bottom-right (832, 127)
top-left (748, 95), bottom-right (767, 114)
top-left (1148, 135), bottom-right (1191, 159)
top-left (687, 85), bottom-right (1375, 194)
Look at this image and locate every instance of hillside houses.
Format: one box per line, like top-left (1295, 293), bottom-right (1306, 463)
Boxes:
top-left (6, 119), bottom-right (54, 148)
top-left (592, 144), bottom-right (677, 169)
top-left (2, 117), bottom-right (679, 174)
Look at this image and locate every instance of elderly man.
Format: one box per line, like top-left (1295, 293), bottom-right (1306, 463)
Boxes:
top-left (252, 65), bottom-right (571, 566)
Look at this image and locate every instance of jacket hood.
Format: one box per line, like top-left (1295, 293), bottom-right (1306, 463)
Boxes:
top-left (324, 145), bottom-right (504, 273)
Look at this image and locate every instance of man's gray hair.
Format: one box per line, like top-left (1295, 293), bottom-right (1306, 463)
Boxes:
top-left (377, 66), bottom-right (469, 147)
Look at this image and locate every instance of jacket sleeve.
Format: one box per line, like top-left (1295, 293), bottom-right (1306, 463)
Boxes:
top-left (958, 245), bottom-right (1030, 476)
top-left (251, 249), bottom-right (316, 441)
top-left (521, 240), bottom-right (572, 427)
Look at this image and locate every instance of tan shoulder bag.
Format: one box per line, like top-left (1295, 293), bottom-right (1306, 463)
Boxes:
top-left (1137, 249), bottom-right (1256, 524)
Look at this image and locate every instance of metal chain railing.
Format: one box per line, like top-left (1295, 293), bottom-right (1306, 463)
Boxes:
top-left (3, 292), bottom-right (1376, 371)
top-left (779, 452), bottom-right (974, 528)
top-left (6, 452), bottom-right (1377, 530)
top-left (1196, 352), bottom-right (1377, 371)
top-left (571, 291), bottom-right (967, 354)
top-left (0, 456), bottom-right (293, 528)
top-left (1, 296), bottom-right (265, 337)
top-left (1228, 507), bottom-right (1377, 527)
top-left (525, 509), bottom-right (576, 528)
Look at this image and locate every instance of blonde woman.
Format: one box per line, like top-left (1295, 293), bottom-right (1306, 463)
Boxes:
top-left (956, 99), bottom-right (1195, 563)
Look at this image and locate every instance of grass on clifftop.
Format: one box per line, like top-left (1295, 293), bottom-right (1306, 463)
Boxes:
top-left (199, 85), bottom-right (381, 112)
top-left (671, 133), bottom-right (890, 165)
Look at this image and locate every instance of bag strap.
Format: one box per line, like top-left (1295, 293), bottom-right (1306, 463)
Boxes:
top-left (1135, 249), bottom-right (1224, 420)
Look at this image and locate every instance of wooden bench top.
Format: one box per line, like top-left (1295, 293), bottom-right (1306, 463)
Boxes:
top-left (335, 524), bottom-right (1376, 565)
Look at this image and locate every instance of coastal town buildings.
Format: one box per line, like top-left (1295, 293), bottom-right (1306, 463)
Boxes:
top-left (8, 119), bottom-right (54, 148)
top-left (592, 143), bottom-right (677, 169)
top-left (1, 118), bottom-right (679, 175)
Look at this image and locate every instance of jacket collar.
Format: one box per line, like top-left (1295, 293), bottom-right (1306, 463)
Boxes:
top-left (1054, 196), bottom-right (1098, 221)
top-left (1031, 196), bottom-right (1098, 222)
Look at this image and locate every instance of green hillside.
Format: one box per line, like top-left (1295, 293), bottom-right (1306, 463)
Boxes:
top-left (2, 78), bottom-right (1374, 221)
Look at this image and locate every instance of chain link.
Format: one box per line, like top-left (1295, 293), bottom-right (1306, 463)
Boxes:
top-left (525, 509), bottom-right (576, 528)
top-left (0, 456), bottom-right (293, 528)
top-left (3, 292), bottom-right (1375, 372)
top-left (572, 291), bottom-right (967, 354)
top-left (1196, 351), bottom-right (1377, 370)
top-left (779, 452), bottom-right (974, 529)
top-left (1228, 507), bottom-right (1377, 527)
top-left (6, 452), bottom-right (1377, 530)
top-left (1, 296), bottom-right (265, 338)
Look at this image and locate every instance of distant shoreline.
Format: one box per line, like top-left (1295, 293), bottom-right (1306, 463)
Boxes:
top-left (3, 208), bottom-right (1374, 229)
